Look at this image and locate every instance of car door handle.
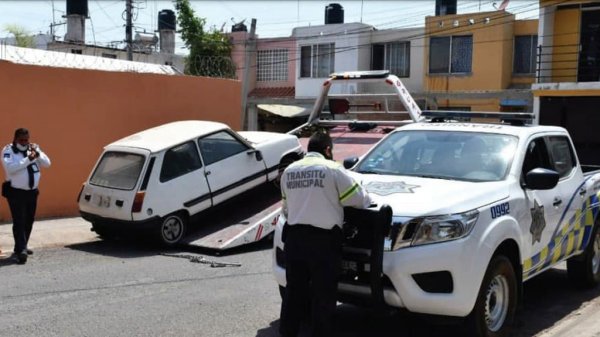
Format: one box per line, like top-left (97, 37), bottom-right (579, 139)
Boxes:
top-left (205, 170), bottom-right (211, 176)
top-left (553, 198), bottom-right (562, 207)
top-left (579, 188), bottom-right (587, 197)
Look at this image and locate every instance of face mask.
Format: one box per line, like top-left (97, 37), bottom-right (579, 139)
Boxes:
top-left (15, 143), bottom-right (28, 152)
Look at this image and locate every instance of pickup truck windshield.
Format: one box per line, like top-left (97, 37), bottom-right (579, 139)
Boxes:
top-left (356, 130), bottom-right (518, 182)
top-left (90, 151), bottom-right (145, 190)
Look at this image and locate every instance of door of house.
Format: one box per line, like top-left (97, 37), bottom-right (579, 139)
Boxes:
top-left (578, 9), bottom-right (600, 82)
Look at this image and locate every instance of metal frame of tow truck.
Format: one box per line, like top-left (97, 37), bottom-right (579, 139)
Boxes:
top-left (286, 70), bottom-right (536, 136)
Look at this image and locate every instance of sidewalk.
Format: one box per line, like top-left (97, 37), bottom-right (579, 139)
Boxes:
top-left (0, 217), bottom-right (98, 256)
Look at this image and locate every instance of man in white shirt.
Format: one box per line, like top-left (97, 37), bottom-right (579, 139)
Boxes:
top-left (279, 131), bottom-right (372, 337)
top-left (2, 128), bottom-right (51, 264)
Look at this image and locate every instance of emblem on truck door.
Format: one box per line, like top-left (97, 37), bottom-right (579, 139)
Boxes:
top-left (530, 200), bottom-right (546, 244)
top-left (363, 181), bottom-right (419, 195)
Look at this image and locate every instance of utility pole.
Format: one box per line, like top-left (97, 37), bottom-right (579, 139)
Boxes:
top-left (126, 0), bottom-right (133, 61)
top-left (240, 18), bottom-right (257, 130)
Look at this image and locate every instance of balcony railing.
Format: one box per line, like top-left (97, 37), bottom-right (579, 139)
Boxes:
top-left (536, 43), bottom-right (600, 83)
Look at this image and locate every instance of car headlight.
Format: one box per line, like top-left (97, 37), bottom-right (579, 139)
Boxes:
top-left (386, 210), bottom-right (479, 251)
top-left (411, 210), bottom-right (479, 247)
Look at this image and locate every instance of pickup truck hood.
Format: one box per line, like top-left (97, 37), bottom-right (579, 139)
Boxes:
top-left (351, 173), bottom-right (509, 216)
top-left (238, 131), bottom-right (296, 145)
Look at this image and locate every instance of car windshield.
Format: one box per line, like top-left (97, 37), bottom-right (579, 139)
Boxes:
top-left (90, 151), bottom-right (145, 190)
top-left (355, 130), bottom-right (518, 182)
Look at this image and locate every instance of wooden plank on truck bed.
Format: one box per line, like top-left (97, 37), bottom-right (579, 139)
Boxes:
top-left (184, 184), bottom-right (282, 250)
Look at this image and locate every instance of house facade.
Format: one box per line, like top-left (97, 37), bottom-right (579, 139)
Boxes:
top-left (533, 0), bottom-right (600, 165)
top-left (424, 10), bottom-right (537, 112)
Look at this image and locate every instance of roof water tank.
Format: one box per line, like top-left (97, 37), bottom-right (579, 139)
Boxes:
top-left (435, 0), bottom-right (457, 15)
top-left (158, 9), bottom-right (176, 30)
top-left (66, 0), bottom-right (88, 16)
top-left (325, 3), bottom-right (344, 24)
top-left (232, 22), bottom-right (247, 32)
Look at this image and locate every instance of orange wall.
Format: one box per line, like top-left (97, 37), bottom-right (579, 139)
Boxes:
top-left (552, 8), bottom-right (580, 82)
top-left (0, 61), bottom-right (241, 220)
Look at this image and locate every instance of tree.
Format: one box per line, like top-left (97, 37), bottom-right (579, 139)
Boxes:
top-left (174, 0), bottom-right (236, 78)
top-left (4, 24), bottom-right (35, 48)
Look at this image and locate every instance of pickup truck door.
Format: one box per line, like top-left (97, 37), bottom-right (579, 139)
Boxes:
top-left (520, 137), bottom-right (563, 271)
top-left (545, 135), bottom-right (586, 256)
top-left (198, 131), bottom-right (268, 206)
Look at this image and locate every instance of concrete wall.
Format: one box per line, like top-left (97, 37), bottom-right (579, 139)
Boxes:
top-left (0, 61), bottom-right (241, 220)
top-left (551, 8), bottom-right (580, 82)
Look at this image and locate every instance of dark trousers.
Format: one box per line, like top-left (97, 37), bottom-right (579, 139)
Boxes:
top-left (280, 225), bottom-right (342, 337)
top-left (7, 188), bottom-right (38, 254)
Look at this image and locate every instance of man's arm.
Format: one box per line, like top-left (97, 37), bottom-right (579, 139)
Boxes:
top-left (2, 149), bottom-right (32, 175)
top-left (334, 167), bottom-right (372, 209)
top-left (34, 147), bottom-right (51, 168)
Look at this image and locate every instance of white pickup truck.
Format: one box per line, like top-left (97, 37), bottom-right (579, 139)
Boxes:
top-left (272, 71), bottom-right (600, 336)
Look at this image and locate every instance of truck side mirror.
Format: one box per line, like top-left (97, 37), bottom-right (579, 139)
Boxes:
top-left (343, 156), bottom-right (359, 169)
top-left (524, 168), bottom-right (559, 190)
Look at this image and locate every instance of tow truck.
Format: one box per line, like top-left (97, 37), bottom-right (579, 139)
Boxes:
top-left (272, 70), bottom-right (600, 336)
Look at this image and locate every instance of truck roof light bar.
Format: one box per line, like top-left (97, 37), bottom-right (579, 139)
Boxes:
top-left (422, 110), bottom-right (535, 126)
top-left (330, 70), bottom-right (390, 80)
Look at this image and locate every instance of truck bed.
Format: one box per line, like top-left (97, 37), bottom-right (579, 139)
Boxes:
top-left (299, 125), bottom-right (391, 160)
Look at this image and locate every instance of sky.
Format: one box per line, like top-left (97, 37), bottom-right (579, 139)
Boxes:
top-left (0, 0), bottom-right (539, 54)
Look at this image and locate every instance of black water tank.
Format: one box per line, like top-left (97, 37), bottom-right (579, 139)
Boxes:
top-left (435, 0), bottom-right (457, 15)
top-left (66, 0), bottom-right (88, 16)
top-left (158, 9), bottom-right (176, 30)
top-left (325, 3), bottom-right (344, 24)
top-left (232, 22), bottom-right (247, 32)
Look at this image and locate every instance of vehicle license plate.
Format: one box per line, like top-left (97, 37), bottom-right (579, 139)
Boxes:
top-left (341, 260), bottom-right (358, 272)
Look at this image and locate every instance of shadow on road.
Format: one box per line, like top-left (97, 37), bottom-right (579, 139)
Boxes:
top-left (255, 265), bottom-right (600, 337)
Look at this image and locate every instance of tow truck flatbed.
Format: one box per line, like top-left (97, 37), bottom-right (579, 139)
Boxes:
top-left (183, 184), bottom-right (282, 250)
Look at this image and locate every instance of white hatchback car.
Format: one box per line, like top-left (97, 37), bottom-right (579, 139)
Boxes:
top-left (78, 120), bottom-right (303, 245)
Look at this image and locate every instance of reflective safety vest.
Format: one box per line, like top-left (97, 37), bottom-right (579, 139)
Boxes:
top-left (281, 152), bottom-right (372, 230)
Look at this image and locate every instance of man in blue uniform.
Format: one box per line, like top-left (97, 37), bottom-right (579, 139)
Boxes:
top-left (2, 128), bottom-right (51, 264)
top-left (279, 131), bottom-right (372, 337)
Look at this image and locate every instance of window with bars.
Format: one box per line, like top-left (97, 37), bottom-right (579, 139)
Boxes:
top-left (300, 43), bottom-right (335, 78)
top-left (371, 41), bottom-right (411, 77)
top-left (513, 35), bottom-right (538, 74)
top-left (429, 35), bottom-right (473, 74)
top-left (257, 49), bottom-right (289, 82)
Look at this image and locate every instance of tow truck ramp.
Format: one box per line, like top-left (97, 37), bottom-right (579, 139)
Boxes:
top-left (183, 184), bottom-right (282, 250)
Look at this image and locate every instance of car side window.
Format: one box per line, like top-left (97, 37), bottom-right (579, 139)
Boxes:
top-left (160, 141), bottom-right (203, 182)
top-left (521, 138), bottom-right (552, 180)
top-left (547, 136), bottom-right (576, 178)
top-left (198, 131), bottom-right (249, 166)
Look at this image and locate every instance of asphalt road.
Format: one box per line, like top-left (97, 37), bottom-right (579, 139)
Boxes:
top-left (1, 239), bottom-right (600, 337)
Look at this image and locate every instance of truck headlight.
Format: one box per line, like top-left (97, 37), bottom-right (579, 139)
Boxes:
top-left (410, 210), bottom-right (479, 247)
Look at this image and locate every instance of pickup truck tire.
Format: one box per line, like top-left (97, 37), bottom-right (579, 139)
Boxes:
top-left (465, 255), bottom-right (517, 337)
top-left (567, 218), bottom-right (600, 288)
top-left (157, 213), bottom-right (187, 246)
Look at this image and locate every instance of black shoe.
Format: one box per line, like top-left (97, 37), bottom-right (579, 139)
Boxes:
top-left (17, 251), bottom-right (28, 264)
top-left (26, 249), bottom-right (33, 255)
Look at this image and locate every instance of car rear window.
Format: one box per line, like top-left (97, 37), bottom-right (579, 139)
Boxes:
top-left (90, 151), bottom-right (145, 190)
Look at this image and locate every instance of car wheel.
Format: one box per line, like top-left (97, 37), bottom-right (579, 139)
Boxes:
top-left (567, 218), bottom-right (600, 288)
top-left (273, 156), bottom-right (297, 189)
top-left (92, 223), bottom-right (117, 240)
top-left (157, 213), bottom-right (187, 246)
top-left (464, 255), bottom-right (517, 337)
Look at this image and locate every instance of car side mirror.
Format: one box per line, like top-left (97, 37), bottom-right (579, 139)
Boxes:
top-left (343, 156), bottom-right (359, 169)
top-left (524, 168), bottom-right (559, 190)
top-left (247, 149), bottom-right (263, 161)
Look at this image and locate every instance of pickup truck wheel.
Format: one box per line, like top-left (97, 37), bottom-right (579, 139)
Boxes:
top-left (157, 213), bottom-right (187, 246)
top-left (567, 218), bottom-right (600, 288)
top-left (465, 255), bottom-right (517, 337)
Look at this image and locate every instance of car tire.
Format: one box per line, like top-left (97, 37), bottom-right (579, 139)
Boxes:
top-left (92, 223), bottom-right (117, 240)
top-left (464, 255), bottom-right (517, 337)
top-left (567, 218), bottom-right (600, 288)
top-left (157, 213), bottom-right (187, 246)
